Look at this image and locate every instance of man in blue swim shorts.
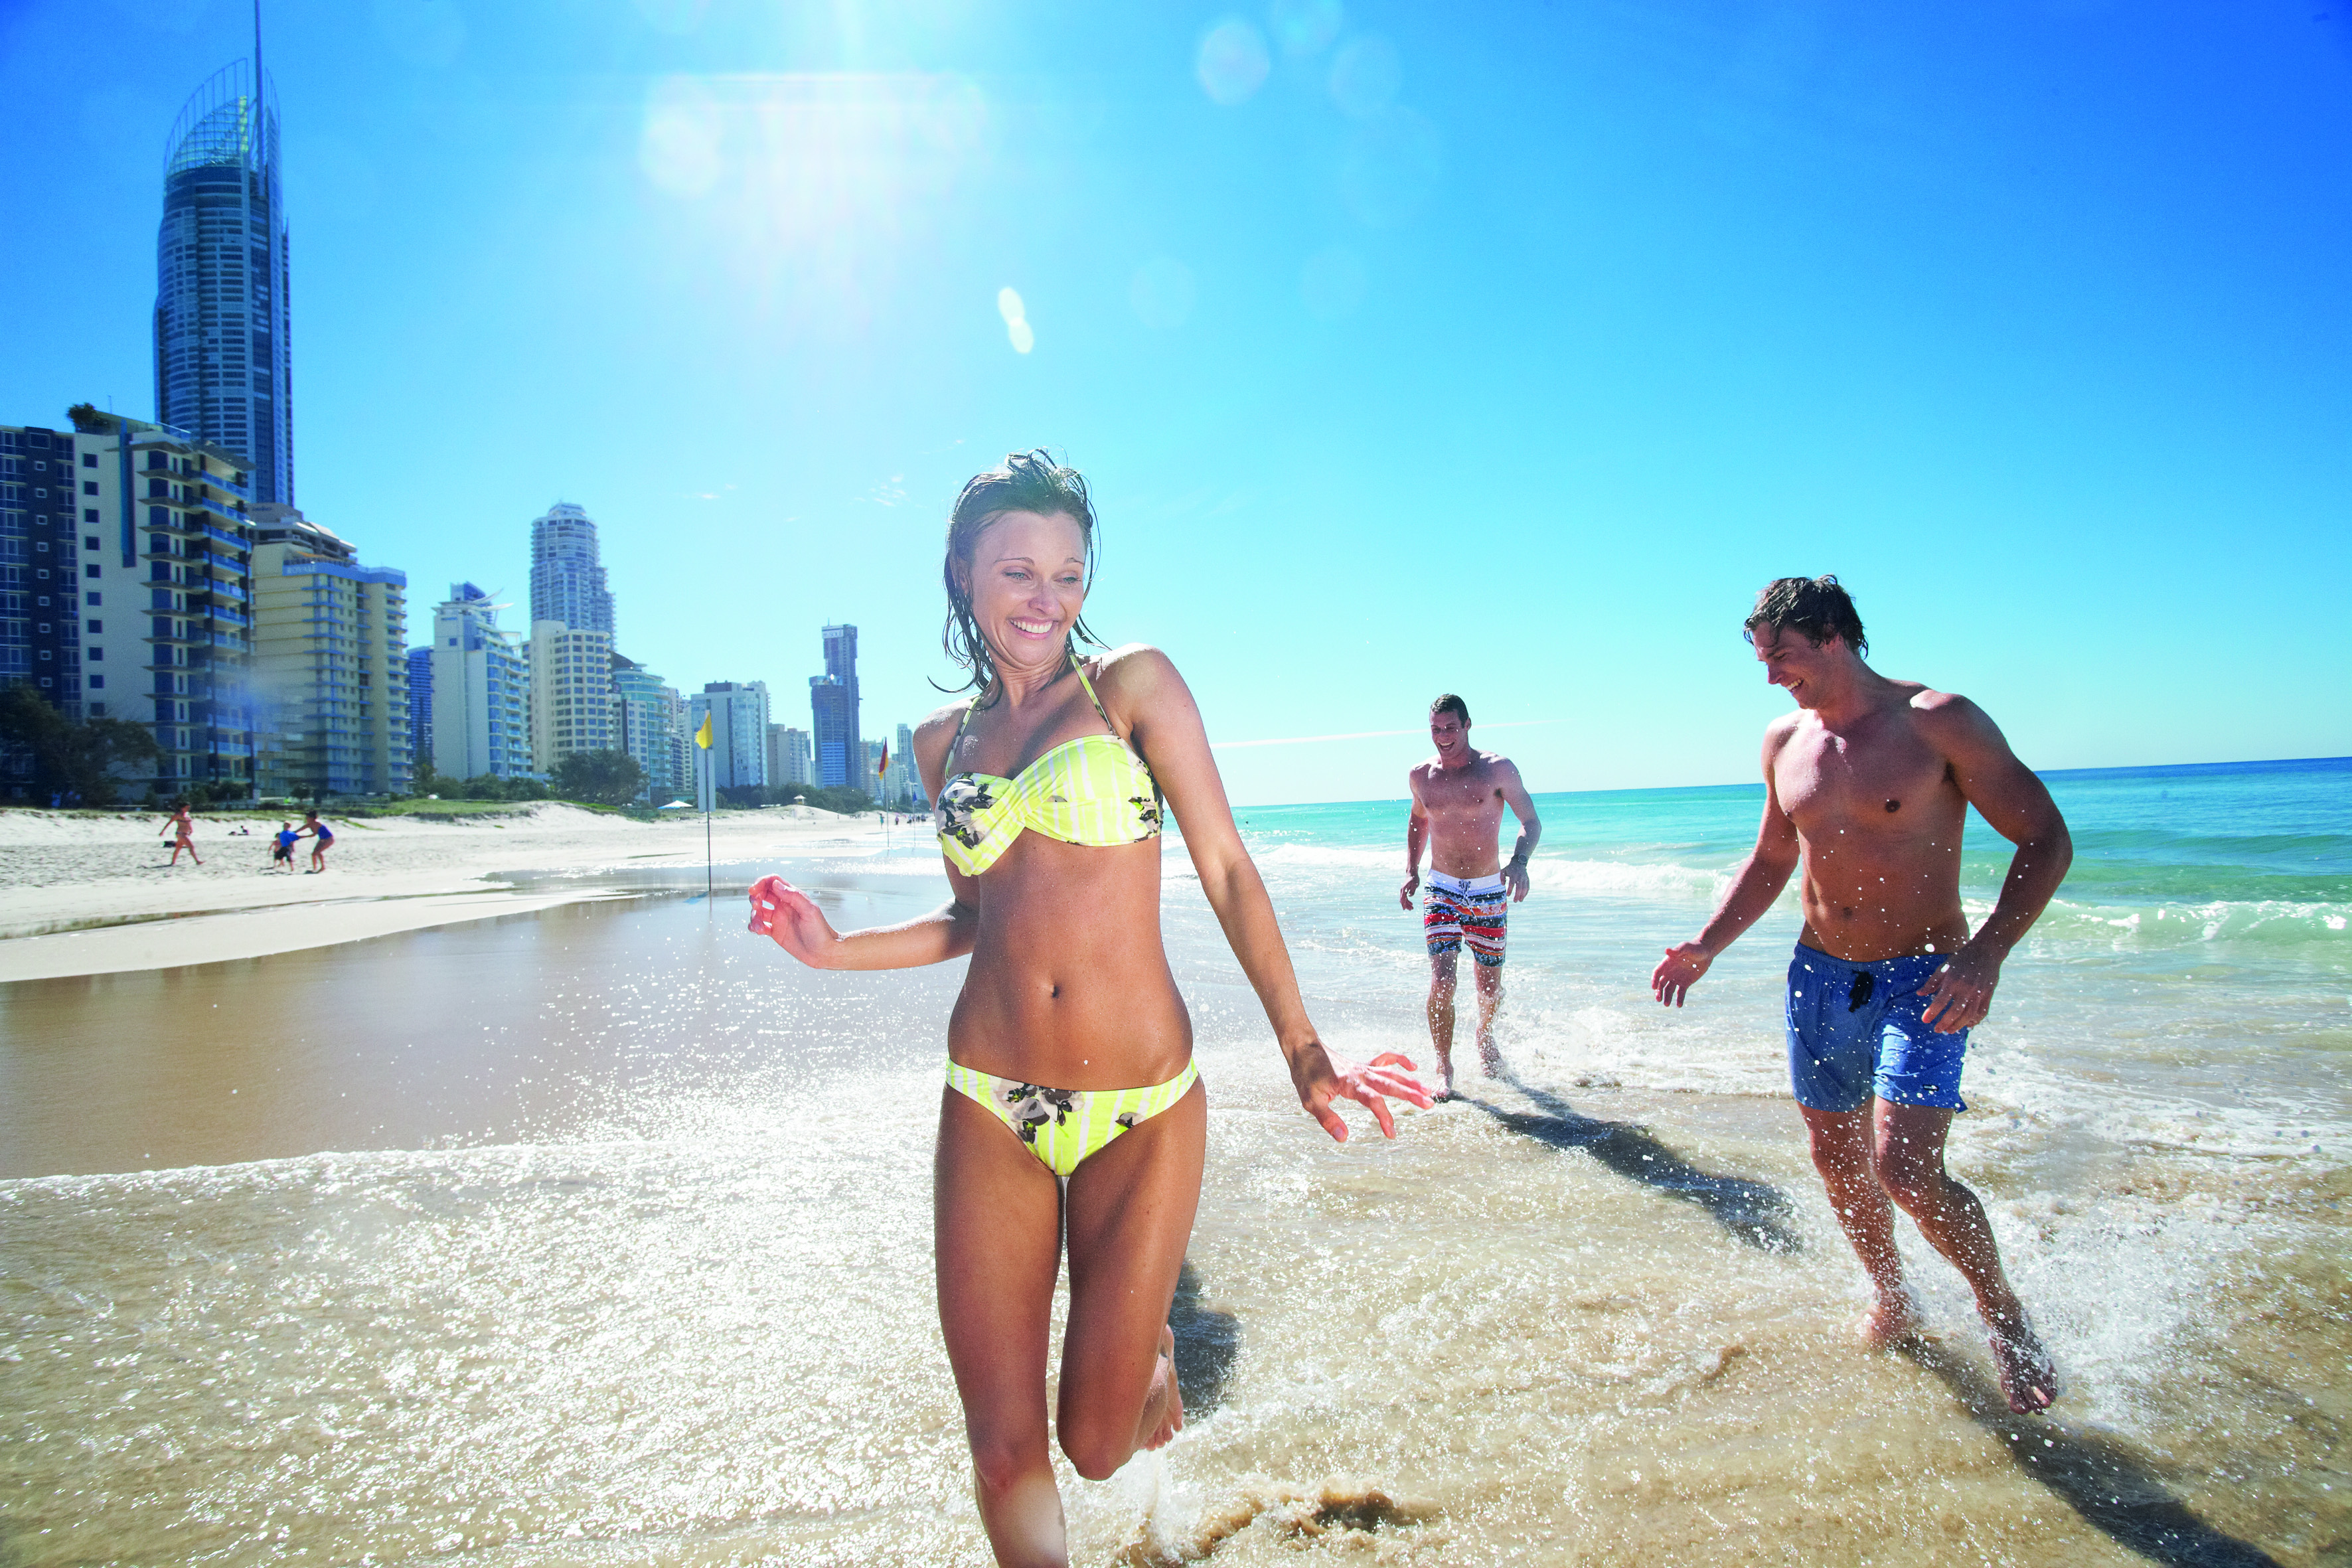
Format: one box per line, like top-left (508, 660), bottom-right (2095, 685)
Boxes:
top-left (1650, 576), bottom-right (2075, 1415)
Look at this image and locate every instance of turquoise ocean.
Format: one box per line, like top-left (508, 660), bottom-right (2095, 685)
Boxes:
top-left (1, 757), bottom-right (2345, 1564)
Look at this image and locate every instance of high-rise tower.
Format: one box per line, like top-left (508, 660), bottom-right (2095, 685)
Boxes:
top-left (528, 503), bottom-right (615, 641)
top-left (155, 16), bottom-right (293, 505)
top-left (809, 622), bottom-right (860, 788)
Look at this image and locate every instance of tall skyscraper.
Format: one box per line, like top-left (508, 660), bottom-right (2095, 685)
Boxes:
top-left (688, 681), bottom-right (770, 794)
top-left (529, 503), bottom-right (613, 641)
top-left (155, 33), bottom-right (293, 505)
top-left (611, 653), bottom-right (681, 801)
top-left (810, 622), bottom-right (860, 788)
top-left (765, 724), bottom-right (811, 788)
top-left (529, 621), bottom-right (615, 775)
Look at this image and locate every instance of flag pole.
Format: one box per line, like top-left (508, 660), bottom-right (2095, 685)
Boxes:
top-left (704, 744), bottom-right (712, 896)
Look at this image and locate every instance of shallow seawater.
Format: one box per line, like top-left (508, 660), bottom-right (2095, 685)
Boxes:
top-left (2, 761), bottom-right (2346, 1565)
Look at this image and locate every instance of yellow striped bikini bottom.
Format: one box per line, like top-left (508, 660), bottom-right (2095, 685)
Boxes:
top-left (945, 1058), bottom-right (1200, 1179)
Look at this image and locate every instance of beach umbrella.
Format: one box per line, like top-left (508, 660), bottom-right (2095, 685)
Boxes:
top-left (658, 800), bottom-right (692, 810)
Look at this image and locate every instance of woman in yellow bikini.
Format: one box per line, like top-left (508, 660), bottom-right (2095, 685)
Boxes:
top-left (747, 451), bottom-right (1428, 1567)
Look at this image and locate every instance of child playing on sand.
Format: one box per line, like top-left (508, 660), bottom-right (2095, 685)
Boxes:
top-left (270, 822), bottom-right (297, 872)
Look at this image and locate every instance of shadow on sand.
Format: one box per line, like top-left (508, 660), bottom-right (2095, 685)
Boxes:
top-left (1896, 1340), bottom-right (2282, 1567)
top-left (1458, 1071), bottom-right (1804, 1253)
top-left (1168, 1259), bottom-right (1241, 1417)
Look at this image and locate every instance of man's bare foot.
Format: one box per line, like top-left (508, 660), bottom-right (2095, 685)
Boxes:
top-left (1859, 1289), bottom-right (1926, 1349)
top-left (1139, 1324), bottom-right (1184, 1451)
top-left (1988, 1317), bottom-right (2058, 1413)
top-left (1477, 1035), bottom-right (1502, 1075)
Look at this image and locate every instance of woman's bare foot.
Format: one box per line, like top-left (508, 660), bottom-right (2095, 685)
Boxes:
top-left (1858, 1288), bottom-right (1926, 1349)
top-left (1138, 1324), bottom-right (1184, 1452)
top-left (1988, 1317), bottom-right (2059, 1413)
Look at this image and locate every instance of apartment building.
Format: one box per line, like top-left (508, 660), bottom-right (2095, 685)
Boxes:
top-left (612, 653), bottom-right (681, 802)
top-left (528, 620), bottom-right (615, 775)
top-left (248, 508), bottom-right (408, 799)
top-left (427, 584), bottom-right (529, 781)
top-left (765, 724), bottom-right (811, 789)
top-left (686, 680), bottom-right (769, 794)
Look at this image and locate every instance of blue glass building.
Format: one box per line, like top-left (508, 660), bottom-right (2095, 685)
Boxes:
top-left (810, 622), bottom-right (860, 788)
top-left (155, 56), bottom-right (293, 506)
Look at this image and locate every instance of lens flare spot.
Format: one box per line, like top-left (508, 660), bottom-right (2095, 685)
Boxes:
top-left (1270, 0), bottom-right (1345, 56)
top-left (1196, 19), bottom-right (1272, 106)
top-left (1130, 258), bottom-right (1196, 331)
top-left (639, 76), bottom-right (724, 198)
top-left (1328, 35), bottom-right (1401, 119)
top-left (997, 287), bottom-right (1034, 354)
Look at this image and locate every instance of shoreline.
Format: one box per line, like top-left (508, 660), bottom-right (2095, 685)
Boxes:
top-left (0, 802), bottom-right (891, 982)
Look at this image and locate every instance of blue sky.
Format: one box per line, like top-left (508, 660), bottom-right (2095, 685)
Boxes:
top-left (5, 0), bottom-right (2347, 803)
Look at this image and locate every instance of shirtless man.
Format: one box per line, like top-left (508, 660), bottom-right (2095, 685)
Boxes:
top-left (1401, 694), bottom-right (1541, 1096)
top-left (1651, 576), bottom-right (2071, 1413)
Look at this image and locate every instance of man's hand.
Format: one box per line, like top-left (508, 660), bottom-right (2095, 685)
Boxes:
top-left (1918, 941), bottom-right (2001, 1033)
top-left (1289, 1045), bottom-right (1433, 1140)
top-left (1652, 941), bottom-right (1714, 1007)
top-left (1502, 858), bottom-right (1531, 902)
top-left (1399, 872), bottom-right (1420, 911)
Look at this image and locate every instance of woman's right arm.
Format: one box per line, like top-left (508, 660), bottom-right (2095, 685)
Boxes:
top-left (745, 704), bottom-right (979, 972)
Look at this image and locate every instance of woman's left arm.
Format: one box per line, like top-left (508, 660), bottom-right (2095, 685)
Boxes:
top-left (1111, 647), bottom-right (1433, 1139)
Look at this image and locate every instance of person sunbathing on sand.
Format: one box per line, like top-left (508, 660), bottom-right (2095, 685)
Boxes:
top-left (748, 451), bottom-right (1429, 1568)
top-left (1651, 575), bottom-right (2071, 1415)
top-left (1398, 694), bottom-right (1541, 1096)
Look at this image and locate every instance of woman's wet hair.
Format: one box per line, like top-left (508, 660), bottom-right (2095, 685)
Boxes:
top-left (1745, 574), bottom-right (1867, 657)
top-left (1431, 694), bottom-right (1471, 726)
top-left (939, 449), bottom-right (1103, 698)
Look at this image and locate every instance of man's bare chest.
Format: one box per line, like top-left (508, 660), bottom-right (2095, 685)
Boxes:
top-left (1422, 769), bottom-right (1503, 820)
top-left (1774, 724), bottom-right (1954, 836)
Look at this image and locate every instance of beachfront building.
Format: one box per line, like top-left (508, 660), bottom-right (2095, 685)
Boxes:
top-left (427, 584), bottom-right (528, 781)
top-left (249, 509), bottom-right (410, 799)
top-left (36, 410), bottom-right (264, 799)
top-left (529, 503), bottom-right (613, 641)
top-left (528, 621), bottom-right (615, 775)
top-left (687, 680), bottom-right (769, 793)
top-left (611, 653), bottom-right (681, 802)
top-left (0, 422), bottom-right (92, 729)
top-left (155, 54), bottom-right (293, 506)
top-left (765, 724), bottom-right (811, 789)
top-left (406, 645), bottom-right (432, 773)
top-left (886, 721), bottom-right (925, 809)
top-left (809, 622), bottom-right (860, 787)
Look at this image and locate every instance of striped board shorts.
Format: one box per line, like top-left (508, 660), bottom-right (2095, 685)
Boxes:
top-left (1424, 870), bottom-right (1508, 967)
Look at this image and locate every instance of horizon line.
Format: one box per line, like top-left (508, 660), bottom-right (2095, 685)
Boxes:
top-left (1210, 719), bottom-right (1559, 751)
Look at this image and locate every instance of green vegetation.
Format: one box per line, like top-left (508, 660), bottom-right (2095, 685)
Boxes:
top-left (550, 749), bottom-right (647, 808)
top-left (0, 686), bottom-right (163, 807)
top-left (718, 782), bottom-right (878, 814)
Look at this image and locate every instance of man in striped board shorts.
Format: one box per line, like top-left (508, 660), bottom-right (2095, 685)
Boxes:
top-left (1400, 694), bottom-right (1543, 1097)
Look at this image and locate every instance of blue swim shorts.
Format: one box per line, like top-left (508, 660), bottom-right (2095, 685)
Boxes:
top-left (1784, 942), bottom-right (1968, 1113)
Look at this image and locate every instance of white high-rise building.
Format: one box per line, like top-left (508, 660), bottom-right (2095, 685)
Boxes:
top-left (529, 503), bottom-right (613, 641)
top-left (250, 507), bottom-right (409, 799)
top-left (765, 724), bottom-right (811, 788)
top-left (427, 584), bottom-right (528, 781)
top-left (687, 681), bottom-right (769, 797)
top-left (530, 620), bottom-right (615, 775)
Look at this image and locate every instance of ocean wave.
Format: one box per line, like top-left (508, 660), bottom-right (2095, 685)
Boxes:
top-left (1984, 895), bottom-right (2352, 953)
top-left (1251, 843), bottom-right (1731, 901)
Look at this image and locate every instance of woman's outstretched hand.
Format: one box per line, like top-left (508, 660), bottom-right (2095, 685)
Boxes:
top-left (747, 874), bottom-right (840, 968)
top-left (1288, 1045), bottom-right (1433, 1142)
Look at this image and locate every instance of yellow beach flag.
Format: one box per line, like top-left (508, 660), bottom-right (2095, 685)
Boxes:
top-left (694, 712), bottom-right (713, 749)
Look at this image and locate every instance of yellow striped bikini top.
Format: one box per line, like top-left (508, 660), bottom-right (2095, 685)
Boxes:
top-left (935, 659), bottom-right (1163, 876)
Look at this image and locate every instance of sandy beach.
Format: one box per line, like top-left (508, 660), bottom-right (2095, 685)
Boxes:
top-left (0, 803), bottom-right (888, 982)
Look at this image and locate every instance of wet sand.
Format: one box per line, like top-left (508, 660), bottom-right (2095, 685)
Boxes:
top-left (2, 868), bottom-right (2339, 1565)
top-left (0, 804), bottom-right (890, 982)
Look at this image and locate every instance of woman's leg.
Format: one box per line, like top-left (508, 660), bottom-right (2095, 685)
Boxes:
top-left (935, 1085), bottom-right (1069, 1568)
top-left (1057, 1081), bottom-right (1208, 1480)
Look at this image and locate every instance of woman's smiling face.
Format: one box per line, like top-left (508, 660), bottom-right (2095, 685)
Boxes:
top-left (963, 509), bottom-right (1088, 676)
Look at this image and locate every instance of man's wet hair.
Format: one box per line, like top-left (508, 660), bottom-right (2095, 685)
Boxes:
top-left (1430, 694), bottom-right (1470, 726)
top-left (1745, 576), bottom-right (1867, 657)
